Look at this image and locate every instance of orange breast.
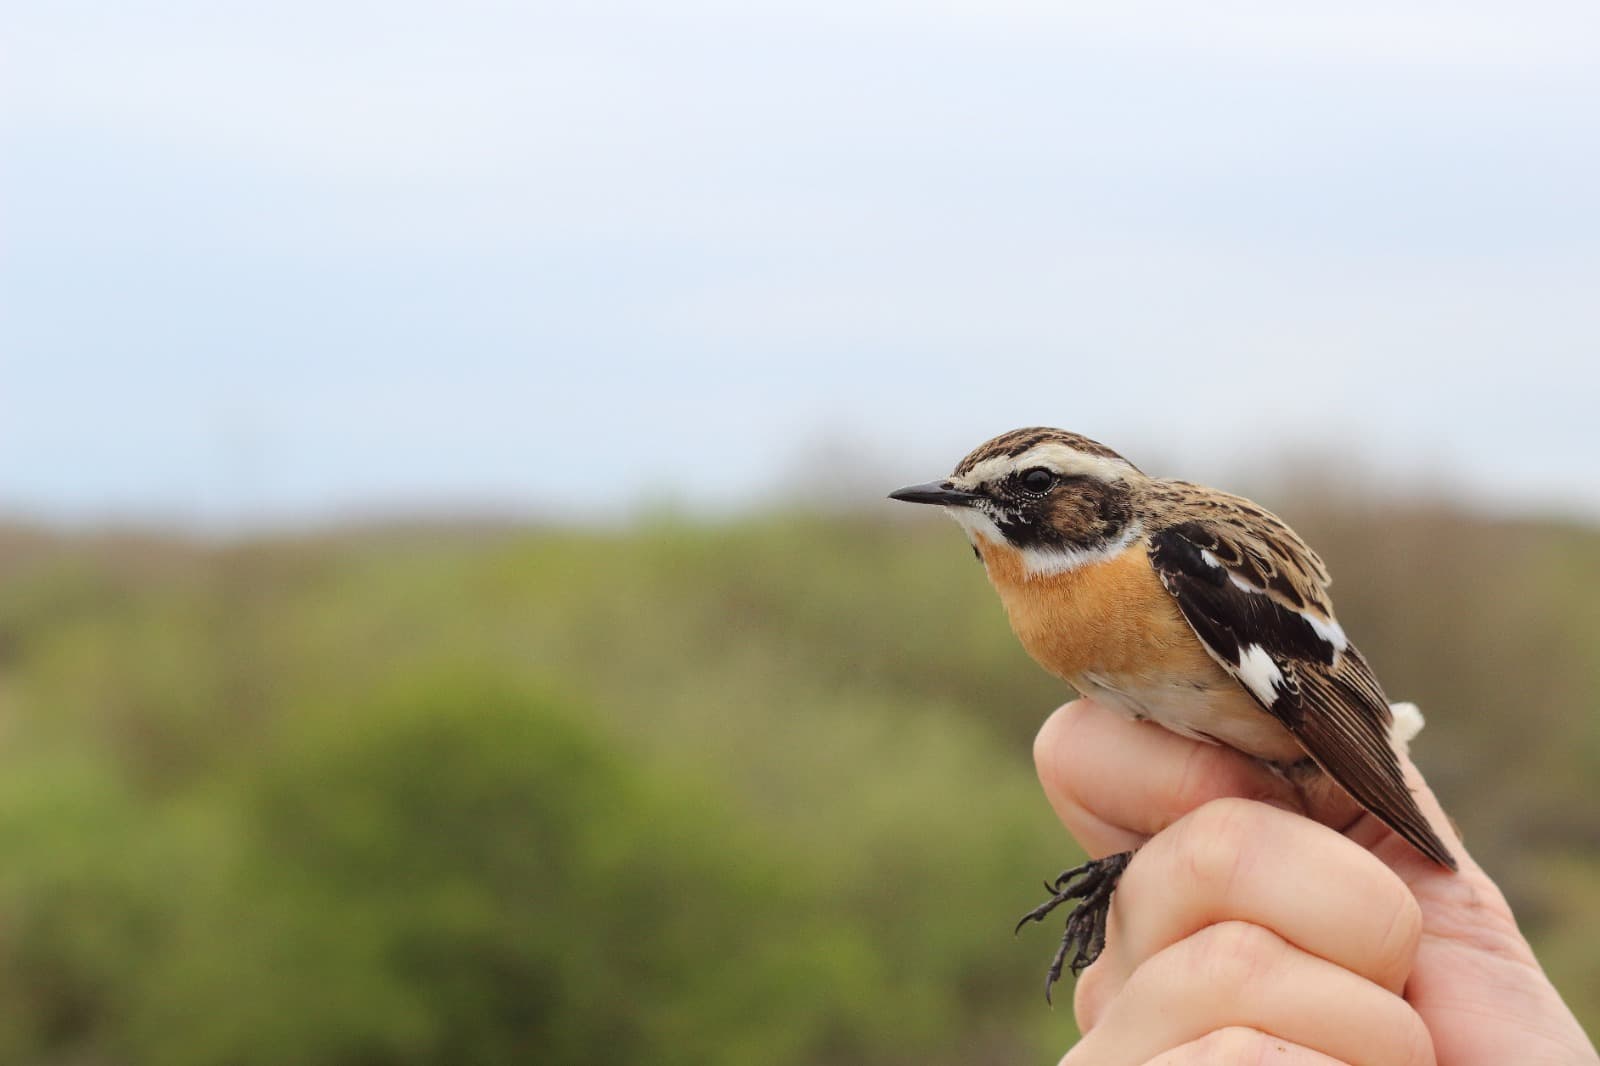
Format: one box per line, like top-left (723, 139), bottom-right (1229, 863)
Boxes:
top-left (976, 538), bottom-right (1220, 684)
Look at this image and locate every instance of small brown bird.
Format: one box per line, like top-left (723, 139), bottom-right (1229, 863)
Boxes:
top-left (890, 427), bottom-right (1455, 1001)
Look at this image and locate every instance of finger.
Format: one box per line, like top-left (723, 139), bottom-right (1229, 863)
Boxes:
top-left (1034, 700), bottom-right (1304, 855)
top-left (1073, 799), bottom-right (1422, 1031)
top-left (1065, 921), bottom-right (1435, 1066)
top-left (1140, 1027), bottom-right (1349, 1066)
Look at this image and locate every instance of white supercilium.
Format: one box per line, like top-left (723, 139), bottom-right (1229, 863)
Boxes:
top-left (950, 443), bottom-right (1135, 493)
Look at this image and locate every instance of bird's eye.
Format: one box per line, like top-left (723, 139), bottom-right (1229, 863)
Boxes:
top-left (1019, 467), bottom-right (1055, 494)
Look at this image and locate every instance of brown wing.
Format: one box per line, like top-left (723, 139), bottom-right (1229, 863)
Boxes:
top-left (1146, 500), bottom-right (1457, 870)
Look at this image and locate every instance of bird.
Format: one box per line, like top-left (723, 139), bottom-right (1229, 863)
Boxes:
top-left (889, 427), bottom-right (1456, 1002)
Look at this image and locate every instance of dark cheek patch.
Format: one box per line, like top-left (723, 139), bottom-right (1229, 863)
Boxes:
top-left (997, 481), bottom-right (1133, 554)
top-left (1042, 494), bottom-right (1098, 545)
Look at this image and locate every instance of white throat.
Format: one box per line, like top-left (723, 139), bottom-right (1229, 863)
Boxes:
top-left (1017, 522), bottom-right (1144, 578)
top-left (944, 505), bottom-right (1143, 579)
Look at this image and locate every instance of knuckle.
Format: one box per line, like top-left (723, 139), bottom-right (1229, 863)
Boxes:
top-left (1168, 797), bottom-right (1261, 893)
top-left (1188, 1026), bottom-right (1279, 1065)
top-left (1124, 920), bottom-right (1287, 1008)
top-left (1183, 920), bottom-right (1288, 994)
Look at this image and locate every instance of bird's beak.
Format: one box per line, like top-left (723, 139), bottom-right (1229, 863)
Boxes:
top-left (888, 480), bottom-right (984, 507)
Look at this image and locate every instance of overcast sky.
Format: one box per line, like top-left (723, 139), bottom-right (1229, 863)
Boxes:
top-left (4, 2), bottom-right (1598, 527)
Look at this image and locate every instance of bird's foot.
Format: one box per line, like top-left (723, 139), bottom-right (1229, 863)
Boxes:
top-left (1014, 851), bottom-right (1132, 1004)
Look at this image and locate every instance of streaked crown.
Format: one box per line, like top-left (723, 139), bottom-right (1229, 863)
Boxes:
top-left (953, 427), bottom-right (1135, 479)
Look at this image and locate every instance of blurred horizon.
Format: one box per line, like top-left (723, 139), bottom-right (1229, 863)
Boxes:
top-left (5, 436), bottom-right (1600, 536)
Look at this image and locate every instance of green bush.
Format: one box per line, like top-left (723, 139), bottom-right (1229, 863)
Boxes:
top-left (0, 676), bottom-right (870, 1064)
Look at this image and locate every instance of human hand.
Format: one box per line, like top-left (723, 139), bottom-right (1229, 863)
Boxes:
top-left (1034, 698), bottom-right (1599, 1065)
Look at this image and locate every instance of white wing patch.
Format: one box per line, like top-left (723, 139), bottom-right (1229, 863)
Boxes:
top-left (1302, 611), bottom-right (1349, 654)
top-left (1236, 644), bottom-right (1286, 704)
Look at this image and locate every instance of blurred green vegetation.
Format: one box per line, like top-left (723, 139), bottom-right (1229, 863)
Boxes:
top-left (0, 501), bottom-right (1595, 1063)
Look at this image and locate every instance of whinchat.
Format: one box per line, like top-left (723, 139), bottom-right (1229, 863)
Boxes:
top-left (891, 427), bottom-right (1456, 1001)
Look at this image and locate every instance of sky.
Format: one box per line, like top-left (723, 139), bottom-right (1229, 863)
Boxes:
top-left (4, 1), bottom-right (1598, 528)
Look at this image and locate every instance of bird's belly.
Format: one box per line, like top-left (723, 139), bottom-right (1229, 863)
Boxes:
top-left (1073, 670), bottom-right (1305, 764)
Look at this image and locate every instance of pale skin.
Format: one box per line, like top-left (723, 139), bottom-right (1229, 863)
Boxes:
top-left (1036, 698), bottom-right (1600, 1066)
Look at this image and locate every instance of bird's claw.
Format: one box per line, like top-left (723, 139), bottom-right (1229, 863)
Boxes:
top-left (1014, 851), bottom-right (1132, 1004)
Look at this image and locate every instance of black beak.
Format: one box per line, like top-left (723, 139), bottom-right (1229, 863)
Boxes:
top-left (888, 480), bottom-right (984, 507)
